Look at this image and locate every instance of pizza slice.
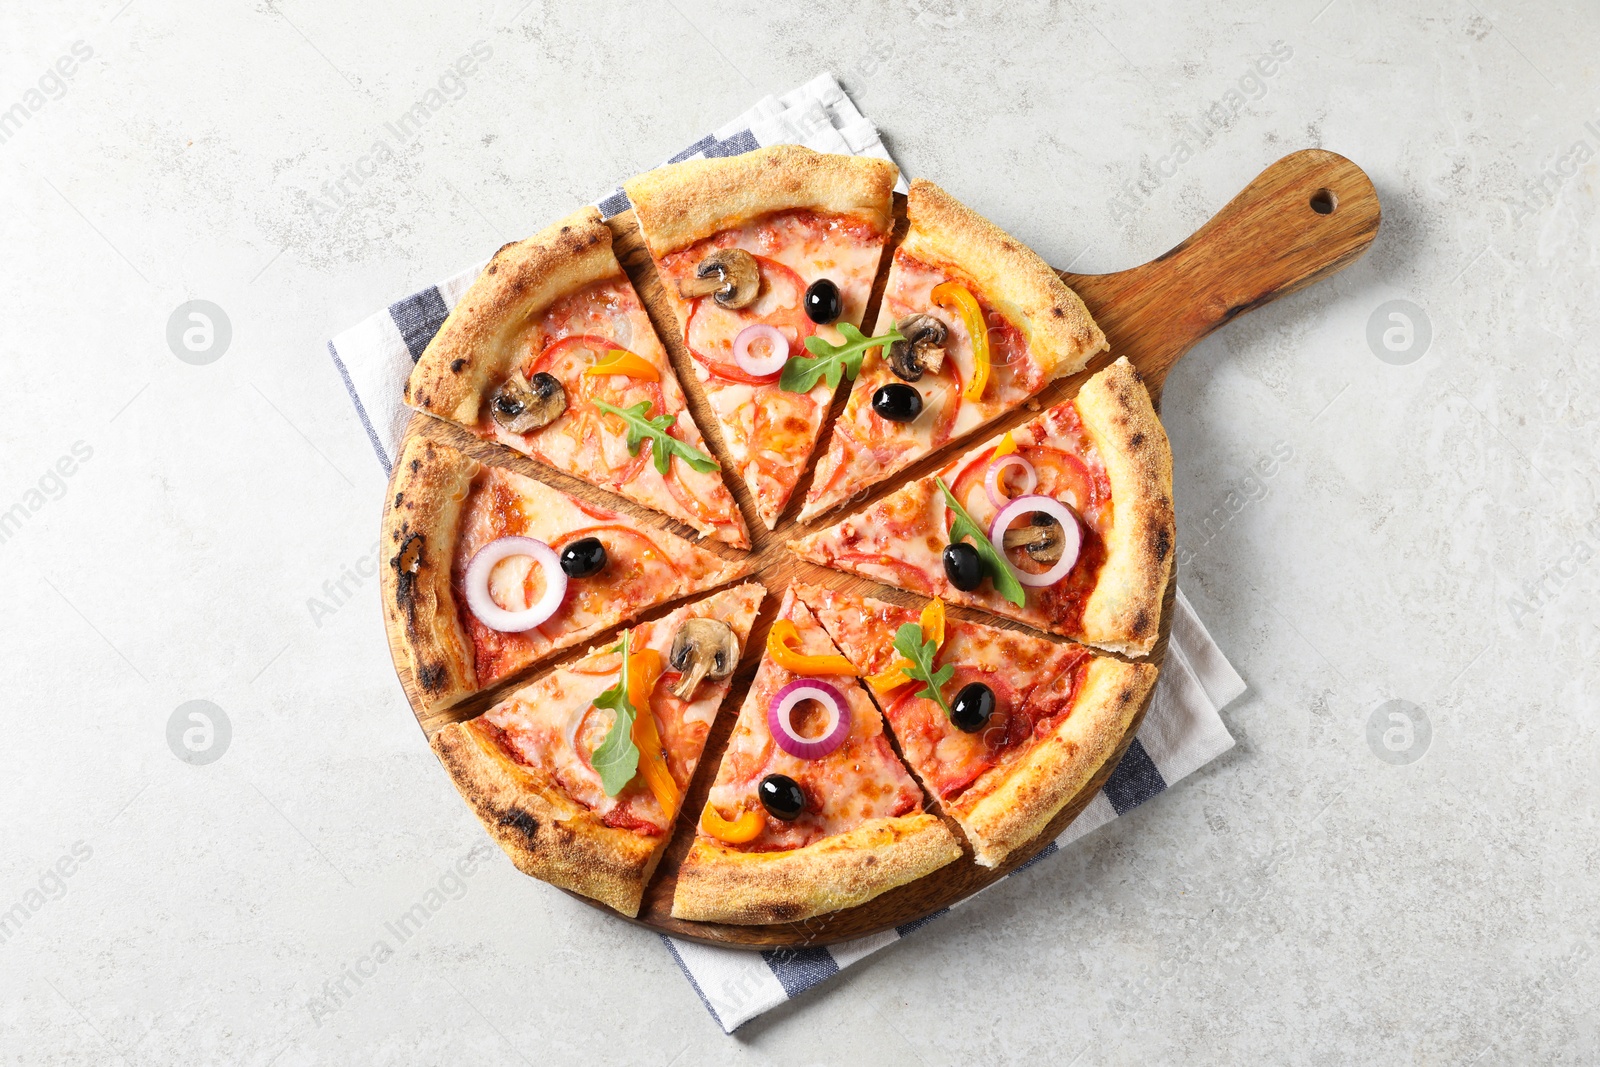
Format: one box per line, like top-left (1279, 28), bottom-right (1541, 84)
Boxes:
top-left (432, 583), bottom-right (765, 916)
top-left (383, 436), bottom-right (748, 712)
top-left (624, 146), bottom-right (898, 529)
top-left (404, 206), bottom-right (750, 548)
top-left (790, 357), bottom-right (1173, 655)
top-left (798, 584), bottom-right (1157, 868)
top-left (671, 589), bottom-right (961, 924)
top-left (799, 178), bottom-right (1107, 522)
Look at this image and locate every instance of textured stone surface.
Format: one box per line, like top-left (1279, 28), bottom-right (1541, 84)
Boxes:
top-left (2, 1), bottom-right (1597, 1063)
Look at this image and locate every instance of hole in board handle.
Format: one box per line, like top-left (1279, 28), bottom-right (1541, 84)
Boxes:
top-left (1310, 189), bottom-right (1337, 215)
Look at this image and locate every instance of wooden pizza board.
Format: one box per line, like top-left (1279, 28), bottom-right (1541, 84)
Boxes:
top-left (380, 149), bottom-right (1380, 947)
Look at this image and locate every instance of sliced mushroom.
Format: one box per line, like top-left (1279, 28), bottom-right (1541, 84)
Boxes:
top-left (887, 314), bottom-right (949, 382)
top-left (677, 248), bottom-right (760, 309)
top-left (490, 371), bottom-right (566, 434)
top-left (1002, 513), bottom-right (1066, 564)
top-left (668, 618), bottom-right (740, 699)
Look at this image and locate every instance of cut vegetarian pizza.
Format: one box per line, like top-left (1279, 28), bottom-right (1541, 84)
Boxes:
top-left (671, 589), bottom-right (961, 924)
top-left (790, 357), bottom-right (1173, 655)
top-left (432, 583), bottom-right (764, 916)
top-left (389, 149), bottom-right (1185, 932)
top-left (799, 178), bottom-right (1107, 522)
top-left (798, 584), bottom-right (1157, 868)
top-left (383, 436), bottom-right (747, 712)
top-left (624, 145), bottom-right (898, 529)
top-left (404, 206), bottom-right (750, 547)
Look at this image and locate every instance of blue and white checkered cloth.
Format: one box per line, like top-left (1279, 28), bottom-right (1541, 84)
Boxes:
top-left (327, 72), bottom-right (1245, 1033)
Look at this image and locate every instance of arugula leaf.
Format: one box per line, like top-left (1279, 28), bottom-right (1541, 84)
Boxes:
top-left (591, 400), bottom-right (721, 477)
top-left (589, 632), bottom-right (640, 796)
top-left (892, 620), bottom-right (955, 721)
top-left (936, 476), bottom-right (1027, 608)
top-left (778, 322), bottom-right (903, 394)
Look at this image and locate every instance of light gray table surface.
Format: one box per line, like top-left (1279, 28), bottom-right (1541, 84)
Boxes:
top-left (4, 1), bottom-right (1597, 1063)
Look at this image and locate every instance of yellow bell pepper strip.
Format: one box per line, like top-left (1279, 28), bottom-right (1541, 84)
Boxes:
top-left (865, 666), bottom-right (909, 693)
top-left (866, 599), bottom-right (947, 694)
top-left (991, 431), bottom-right (1018, 459)
top-left (623, 648), bottom-right (681, 819)
top-left (767, 619), bottom-right (858, 676)
top-left (931, 281), bottom-right (990, 401)
top-left (583, 348), bottom-right (661, 381)
top-left (700, 802), bottom-right (765, 844)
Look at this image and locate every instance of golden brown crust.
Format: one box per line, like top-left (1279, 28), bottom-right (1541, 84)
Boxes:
top-left (403, 206), bottom-right (619, 426)
top-left (381, 436), bottom-right (478, 712)
top-left (670, 814), bottom-right (961, 924)
top-left (431, 718), bottom-right (662, 917)
top-left (624, 145), bottom-right (897, 256)
top-left (1074, 357), bottom-right (1174, 655)
top-left (958, 658), bottom-right (1158, 867)
top-left (900, 178), bottom-right (1105, 379)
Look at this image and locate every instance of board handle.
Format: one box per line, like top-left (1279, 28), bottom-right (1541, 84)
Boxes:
top-left (1060, 148), bottom-right (1380, 394)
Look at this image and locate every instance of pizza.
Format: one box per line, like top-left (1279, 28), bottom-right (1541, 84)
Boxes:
top-left (403, 205), bottom-right (750, 547)
top-left (624, 145), bottom-right (898, 529)
top-left (388, 149), bottom-right (1182, 931)
top-left (799, 178), bottom-right (1106, 522)
top-left (790, 357), bottom-right (1173, 655)
top-left (431, 583), bottom-right (764, 916)
top-left (382, 436), bottom-right (747, 712)
top-left (671, 589), bottom-right (961, 924)
top-left (798, 584), bottom-right (1157, 868)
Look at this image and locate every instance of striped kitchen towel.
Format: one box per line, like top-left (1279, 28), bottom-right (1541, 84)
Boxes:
top-left (668, 584), bottom-right (1242, 1030)
top-left (326, 72), bottom-right (1245, 1034)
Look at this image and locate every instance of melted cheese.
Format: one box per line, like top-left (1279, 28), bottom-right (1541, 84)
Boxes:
top-left (804, 250), bottom-right (1048, 517)
top-left (653, 211), bottom-right (888, 526)
top-left (452, 467), bottom-right (734, 689)
top-left (804, 587), bottom-right (1090, 807)
top-left (479, 276), bottom-right (744, 542)
top-left (794, 401), bottom-right (1114, 637)
top-left (702, 595), bottom-right (923, 852)
top-left (480, 590), bottom-right (761, 835)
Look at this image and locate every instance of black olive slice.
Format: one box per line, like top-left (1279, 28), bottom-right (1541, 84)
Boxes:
top-left (758, 774), bottom-right (806, 821)
top-left (950, 682), bottom-right (997, 733)
top-left (872, 383), bottom-right (923, 423)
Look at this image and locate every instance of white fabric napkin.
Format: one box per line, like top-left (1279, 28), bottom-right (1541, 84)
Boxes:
top-left (326, 72), bottom-right (1245, 1033)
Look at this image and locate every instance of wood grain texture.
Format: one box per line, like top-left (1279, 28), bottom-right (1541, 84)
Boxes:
top-left (1062, 148), bottom-right (1382, 401)
top-left (379, 148), bottom-right (1378, 947)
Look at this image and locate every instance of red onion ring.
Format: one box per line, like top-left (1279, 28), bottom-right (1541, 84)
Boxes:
top-left (463, 536), bottom-right (567, 632)
top-left (988, 494), bottom-right (1082, 588)
top-left (732, 323), bottom-right (789, 377)
top-left (767, 678), bottom-right (850, 760)
top-left (984, 454), bottom-right (1038, 508)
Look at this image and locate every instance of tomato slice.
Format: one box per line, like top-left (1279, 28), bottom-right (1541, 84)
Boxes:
top-left (527, 333), bottom-right (612, 385)
top-left (529, 334), bottom-right (666, 486)
top-left (871, 355), bottom-right (960, 449)
top-left (1021, 445), bottom-right (1099, 514)
top-left (661, 428), bottom-right (732, 526)
top-left (747, 388), bottom-right (819, 493)
top-left (684, 304), bottom-right (781, 385)
top-left (601, 803), bottom-right (661, 834)
top-left (985, 309), bottom-right (1031, 388)
top-left (651, 682), bottom-right (704, 789)
top-left (684, 254), bottom-right (814, 385)
top-left (571, 496), bottom-right (622, 523)
top-left (945, 449), bottom-right (994, 517)
top-left (941, 443), bottom-right (1100, 546)
top-left (531, 334), bottom-right (667, 411)
top-left (810, 422), bottom-right (861, 502)
top-left (542, 525), bottom-right (687, 628)
top-left (824, 550), bottom-right (938, 595)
